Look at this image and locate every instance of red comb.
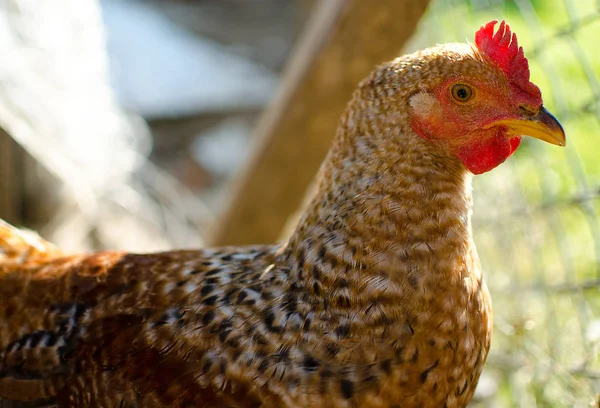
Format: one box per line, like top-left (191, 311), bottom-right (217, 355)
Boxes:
top-left (475, 20), bottom-right (540, 97)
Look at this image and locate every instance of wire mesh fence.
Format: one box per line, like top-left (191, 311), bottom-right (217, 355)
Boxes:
top-left (407, 0), bottom-right (600, 406)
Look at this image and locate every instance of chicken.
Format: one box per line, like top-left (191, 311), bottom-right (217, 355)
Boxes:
top-left (0, 21), bottom-right (565, 408)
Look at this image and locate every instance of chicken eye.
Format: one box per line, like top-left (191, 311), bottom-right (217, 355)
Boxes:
top-left (451, 84), bottom-right (473, 102)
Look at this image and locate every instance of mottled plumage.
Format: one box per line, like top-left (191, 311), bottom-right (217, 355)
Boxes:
top-left (0, 21), bottom-right (564, 407)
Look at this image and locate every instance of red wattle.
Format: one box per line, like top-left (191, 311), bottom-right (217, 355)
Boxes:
top-left (509, 136), bottom-right (522, 153)
top-left (456, 135), bottom-right (521, 174)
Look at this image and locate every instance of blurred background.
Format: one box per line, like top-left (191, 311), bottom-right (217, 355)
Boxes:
top-left (0, 0), bottom-right (598, 406)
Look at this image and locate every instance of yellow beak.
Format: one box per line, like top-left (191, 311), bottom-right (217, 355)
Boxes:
top-left (493, 106), bottom-right (566, 147)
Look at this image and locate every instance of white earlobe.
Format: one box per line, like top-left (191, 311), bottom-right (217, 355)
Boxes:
top-left (409, 91), bottom-right (441, 119)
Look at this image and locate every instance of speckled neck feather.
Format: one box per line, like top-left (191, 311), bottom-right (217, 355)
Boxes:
top-left (277, 69), bottom-right (492, 406)
top-left (286, 79), bottom-right (476, 286)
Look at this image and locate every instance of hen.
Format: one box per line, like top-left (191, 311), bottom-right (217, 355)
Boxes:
top-left (0, 21), bottom-right (565, 407)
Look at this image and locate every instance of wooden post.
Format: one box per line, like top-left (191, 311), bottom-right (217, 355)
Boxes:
top-left (0, 129), bottom-right (21, 225)
top-left (210, 0), bottom-right (431, 246)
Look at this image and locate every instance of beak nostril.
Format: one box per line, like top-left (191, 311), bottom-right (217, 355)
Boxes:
top-left (519, 105), bottom-right (538, 118)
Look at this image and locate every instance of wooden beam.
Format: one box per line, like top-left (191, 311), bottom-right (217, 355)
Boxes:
top-left (210, 0), bottom-right (431, 246)
top-left (0, 129), bottom-right (21, 225)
